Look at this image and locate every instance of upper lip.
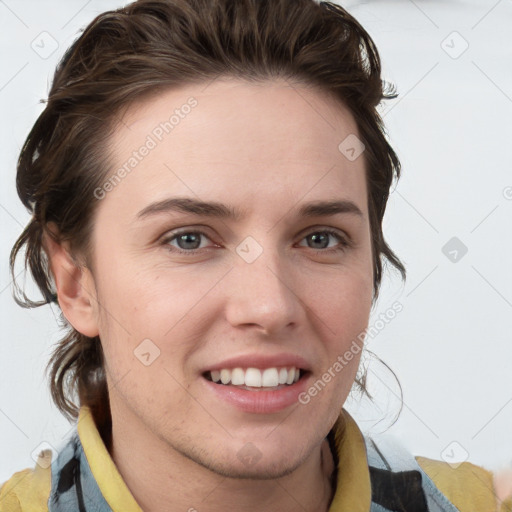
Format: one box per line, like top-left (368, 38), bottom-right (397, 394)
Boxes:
top-left (203, 353), bottom-right (312, 373)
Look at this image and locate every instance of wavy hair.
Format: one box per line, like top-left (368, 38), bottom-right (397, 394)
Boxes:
top-left (10, 0), bottom-right (406, 439)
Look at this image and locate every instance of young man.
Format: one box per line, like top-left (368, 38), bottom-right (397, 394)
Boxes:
top-left (2, 0), bottom-right (510, 510)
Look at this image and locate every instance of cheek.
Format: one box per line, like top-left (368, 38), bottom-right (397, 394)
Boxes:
top-left (309, 271), bottom-right (372, 407)
top-left (315, 270), bottom-right (373, 339)
top-left (92, 255), bottom-right (162, 330)
top-left (92, 262), bottom-right (206, 378)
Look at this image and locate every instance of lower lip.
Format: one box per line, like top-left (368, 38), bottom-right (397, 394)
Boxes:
top-left (202, 374), bottom-right (310, 414)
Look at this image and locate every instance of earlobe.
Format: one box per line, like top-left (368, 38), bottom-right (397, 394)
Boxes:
top-left (43, 224), bottom-right (100, 338)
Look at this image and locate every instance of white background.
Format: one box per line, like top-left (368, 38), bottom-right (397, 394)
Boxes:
top-left (1, 0), bottom-right (511, 483)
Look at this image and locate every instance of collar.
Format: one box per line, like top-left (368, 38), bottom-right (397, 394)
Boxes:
top-left (76, 407), bottom-right (142, 511)
top-left (74, 405), bottom-right (371, 511)
top-left (328, 408), bottom-right (372, 511)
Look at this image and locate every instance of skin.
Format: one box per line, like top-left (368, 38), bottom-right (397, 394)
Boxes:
top-left (495, 468), bottom-right (512, 507)
top-left (46, 78), bottom-right (374, 512)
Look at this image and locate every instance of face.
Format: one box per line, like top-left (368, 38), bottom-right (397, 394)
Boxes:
top-left (83, 78), bottom-right (374, 478)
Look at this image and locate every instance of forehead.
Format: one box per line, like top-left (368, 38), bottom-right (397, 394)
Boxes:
top-left (103, 78), bottom-right (368, 218)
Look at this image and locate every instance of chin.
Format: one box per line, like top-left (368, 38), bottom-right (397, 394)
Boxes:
top-left (177, 439), bottom-right (308, 480)
top-left (200, 454), bottom-right (304, 480)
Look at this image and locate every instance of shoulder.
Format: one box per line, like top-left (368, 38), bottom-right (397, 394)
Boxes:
top-left (0, 450), bottom-right (52, 512)
top-left (365, 433), bottom-right (505, 512)
top-left (416, 455), bottom-right (500, 512)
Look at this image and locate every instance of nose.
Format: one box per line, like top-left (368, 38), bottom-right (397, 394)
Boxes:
top-left (223, 244), bottom-right (301, 336)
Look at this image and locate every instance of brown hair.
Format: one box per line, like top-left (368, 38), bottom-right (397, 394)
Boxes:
top-left (10, 0), bottom-right (406, 437)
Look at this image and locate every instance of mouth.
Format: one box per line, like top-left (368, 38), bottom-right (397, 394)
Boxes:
top-left (200, 353), bottom-right (312, 413)
top-left (202, 366), bottom-right (309, 391)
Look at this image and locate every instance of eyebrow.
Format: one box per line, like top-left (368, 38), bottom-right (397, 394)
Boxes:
top-left (136, 197), bottom-right (364, 221)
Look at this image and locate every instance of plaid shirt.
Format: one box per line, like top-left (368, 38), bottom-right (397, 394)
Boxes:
top-left (0, 406), bottom-right (501, 512)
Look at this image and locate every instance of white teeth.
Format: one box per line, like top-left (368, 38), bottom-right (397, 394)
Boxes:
top-left (231, 367), bottom-right (245, 385)
top-left (262, 368), bottom-right (279, 387)
top-left (220, 369), bottom-right (231, 385)
top-left (245, 368), bottom-right (262, 387)
top-left (208, 367), bottom-right (301, 387)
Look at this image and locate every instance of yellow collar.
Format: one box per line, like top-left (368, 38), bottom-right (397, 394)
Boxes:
top-left (76, 406), bottom-right (371, 511)
top-left (328, 408), bottom-right (372, 511)
top-left (77, 407), bottom-right (142, 511)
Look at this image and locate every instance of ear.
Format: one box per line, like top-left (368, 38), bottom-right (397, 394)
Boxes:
top-left (43, 224), bottom-right (100, 338)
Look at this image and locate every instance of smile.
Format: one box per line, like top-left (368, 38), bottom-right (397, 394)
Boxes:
top-left (205, 366), bottom-right (302, 388)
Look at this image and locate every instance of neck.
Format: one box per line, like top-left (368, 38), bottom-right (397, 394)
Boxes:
top-left (108, 404), bottom-right (336, 512)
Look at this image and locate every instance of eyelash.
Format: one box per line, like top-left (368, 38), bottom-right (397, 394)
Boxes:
top-left (161, 228), bottom-right (351, 256)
